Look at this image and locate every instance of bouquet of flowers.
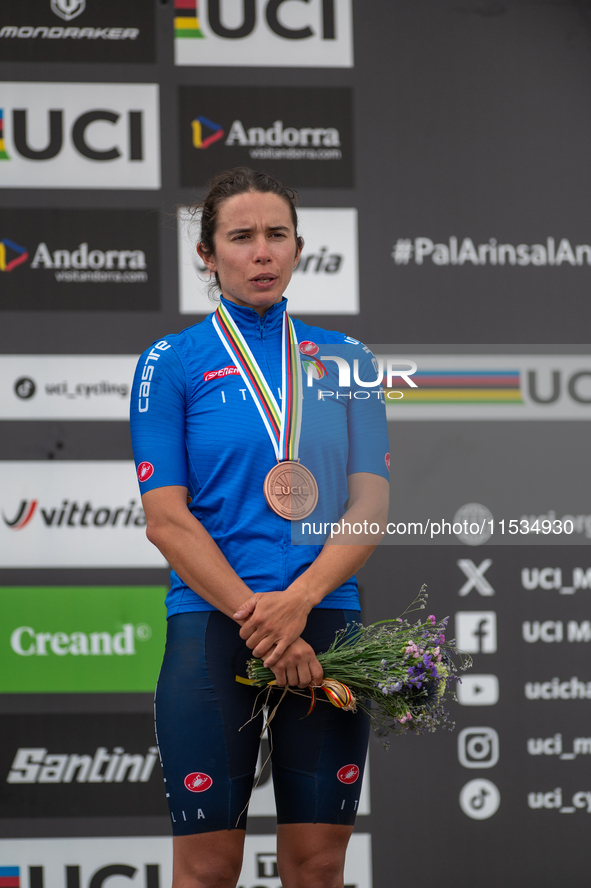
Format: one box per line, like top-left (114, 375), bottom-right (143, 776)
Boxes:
top-left (246, 586), bottom-right (471, 738)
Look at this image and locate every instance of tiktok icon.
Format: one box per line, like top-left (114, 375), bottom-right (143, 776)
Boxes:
top-left (459, 778), bottom-right (501, 820)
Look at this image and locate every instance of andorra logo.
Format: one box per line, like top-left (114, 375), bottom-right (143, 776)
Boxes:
top-left (51, 0), bottom-right (86, 22)
top-left (191, 116), bottom-right (225, 150)
top-left (0, 239), bottom-right (29, 273)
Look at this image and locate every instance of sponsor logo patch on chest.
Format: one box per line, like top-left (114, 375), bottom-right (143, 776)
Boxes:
top-left (203, 365), bottom-right (240, 382)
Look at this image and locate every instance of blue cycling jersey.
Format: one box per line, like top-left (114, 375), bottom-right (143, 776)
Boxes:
top-left (130, 297), bottom-right (389, 618)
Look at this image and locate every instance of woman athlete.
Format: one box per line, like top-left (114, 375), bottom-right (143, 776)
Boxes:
top-left (130, 168), bottom-right (390, 888)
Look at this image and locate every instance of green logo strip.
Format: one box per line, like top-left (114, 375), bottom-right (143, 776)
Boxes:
top-left (1, 586), bottom-right (167, 693)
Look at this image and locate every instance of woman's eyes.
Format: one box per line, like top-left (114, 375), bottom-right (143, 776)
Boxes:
top-left (232, 232), bottom-right (287, 242)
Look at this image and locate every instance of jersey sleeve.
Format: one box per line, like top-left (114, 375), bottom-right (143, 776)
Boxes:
top-left (129, 338), bottom-right (189, 494)
top-left (346, 343), bottom-right (390, 481)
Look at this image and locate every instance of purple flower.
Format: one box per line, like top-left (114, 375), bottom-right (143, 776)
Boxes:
top-left (428, 615), bottom-right (436, 624)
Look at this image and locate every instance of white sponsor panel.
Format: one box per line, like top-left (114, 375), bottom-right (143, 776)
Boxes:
top-left (249, 743), bottom-right (370, 816)
top-left (175, 0), bottom-right (353, 68)
top-left (0, 834), bottom-right (372, 888)
top-left (0, 461), bottom-right (165, 567)
top-left (1, 356), bottom-right (137, 419)
top-left (178, 207), bottom-right (359, 315)
top-left (377, 354), bottom-right (591, 420)
top-left (0, 82), bottom-right (160, 189)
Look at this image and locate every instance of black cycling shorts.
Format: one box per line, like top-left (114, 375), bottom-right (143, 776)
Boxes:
top-left (154, 609), bottom-right (369, 836)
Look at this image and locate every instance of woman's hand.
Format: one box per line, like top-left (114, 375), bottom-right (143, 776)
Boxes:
top-left (269, 637), bottom-right (324, 689)
top-left (234, 588), bottom-right (316, 665)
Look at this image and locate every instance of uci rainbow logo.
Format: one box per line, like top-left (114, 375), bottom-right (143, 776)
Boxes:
top-left (0, 109), bottom-right (10, 160)
top-left (0, 239), bottom-right (29, 273)
top-left (174, 0), bottom-right (204, 39)
top-left (191, 116), bottom-right (225, 150)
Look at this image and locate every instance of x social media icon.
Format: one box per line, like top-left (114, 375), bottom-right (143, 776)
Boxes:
top-left (455, 612), bottom-right (497, 653)
top-left (457, 675), bottom-right (499, 706)
top-left (458, 559), bottom-right (494, 596)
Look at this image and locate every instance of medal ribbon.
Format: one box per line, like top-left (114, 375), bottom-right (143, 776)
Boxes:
top-left (212, 301), bottom-right (303, 461)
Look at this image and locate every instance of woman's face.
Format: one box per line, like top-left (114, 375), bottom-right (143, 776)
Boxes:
top-left (198, 191), bottom-right (302, 316)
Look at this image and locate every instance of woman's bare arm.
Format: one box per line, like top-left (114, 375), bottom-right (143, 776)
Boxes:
top-left (141, 485), bottom-right (323, 687)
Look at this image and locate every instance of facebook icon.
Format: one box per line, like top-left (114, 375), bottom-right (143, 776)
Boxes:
top-left (455, 612), bottom-right (497, 653)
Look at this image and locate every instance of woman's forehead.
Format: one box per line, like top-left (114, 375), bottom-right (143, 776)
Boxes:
top-left (216, 191), bottom-right (294, 229)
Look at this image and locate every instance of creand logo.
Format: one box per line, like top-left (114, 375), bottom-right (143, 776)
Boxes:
top-left (0, 83), bottom-right (160, 190)
top-left (10, 623), bottom-right (150, 657)
top-left (174, 0), bottom-right (353, 68)
top-left (51, 0), bottom-right (86, 22)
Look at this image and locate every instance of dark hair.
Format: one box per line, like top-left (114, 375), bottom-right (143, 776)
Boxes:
top-left (190, 167), bottom-right (303, 295)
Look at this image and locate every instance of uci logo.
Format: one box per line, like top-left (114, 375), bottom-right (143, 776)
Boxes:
top-left (527, 369), bottom-right (591, 405)
top-left (0, 83), bottom-right (160, 190)
top-left (2, 108), bottom-right (143, 162)
top-left (175, 1), bottom-right (352, 68)
top-left (199, 0), bottom-right (337, 41)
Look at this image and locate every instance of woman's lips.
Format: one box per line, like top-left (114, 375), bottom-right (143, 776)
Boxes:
top-left (250, 275), bottom-right (278, 289)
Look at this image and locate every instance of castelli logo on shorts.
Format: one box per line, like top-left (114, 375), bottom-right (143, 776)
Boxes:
top-left (337, 764), bottom-right (359, 784)
top-left (184, 772), bottom-right (213, 792)
top-left (385, 453), bottom-right (390, 471)
top-left (299, 341), bottom-right (319, 356)
top-left (137, 462), bottom-right (154, 482)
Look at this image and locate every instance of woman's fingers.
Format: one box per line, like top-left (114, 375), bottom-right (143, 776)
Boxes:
top-left (233, 592), bottom-right (263, 623)
top-left (269, 639), bottom-right (323, 688)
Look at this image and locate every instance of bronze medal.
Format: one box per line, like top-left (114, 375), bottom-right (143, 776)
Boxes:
top-left (264, 460), bottom-right (319, 520)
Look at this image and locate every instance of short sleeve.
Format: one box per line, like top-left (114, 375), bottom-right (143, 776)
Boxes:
top-left (346, 343), bottom-right (390, 481)
top-left (130, 338), bottom-right (189, 494)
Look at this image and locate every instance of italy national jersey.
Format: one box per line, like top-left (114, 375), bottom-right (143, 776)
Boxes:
top-left (130, 297), bottom-right (390, 618)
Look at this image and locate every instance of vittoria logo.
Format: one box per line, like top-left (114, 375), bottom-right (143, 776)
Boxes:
top-left (337, 764), bottom-right (359, 784)
top-left (137, 462), bottom-right (154, 483)
top-left (179, 206), bottom-right (359, 315)
top-left (203, 366), bottom-right (240, 382)
top-left (2, 498), bottom-right (146, 530)
top-left (299, 341), bottom-right (319, 356)
top-left (2, 499), bottom-right (37, 530)
top-left (184, 772), bottom-right (213, 792)
top-left (51, 0), bottom-right (86, 22)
